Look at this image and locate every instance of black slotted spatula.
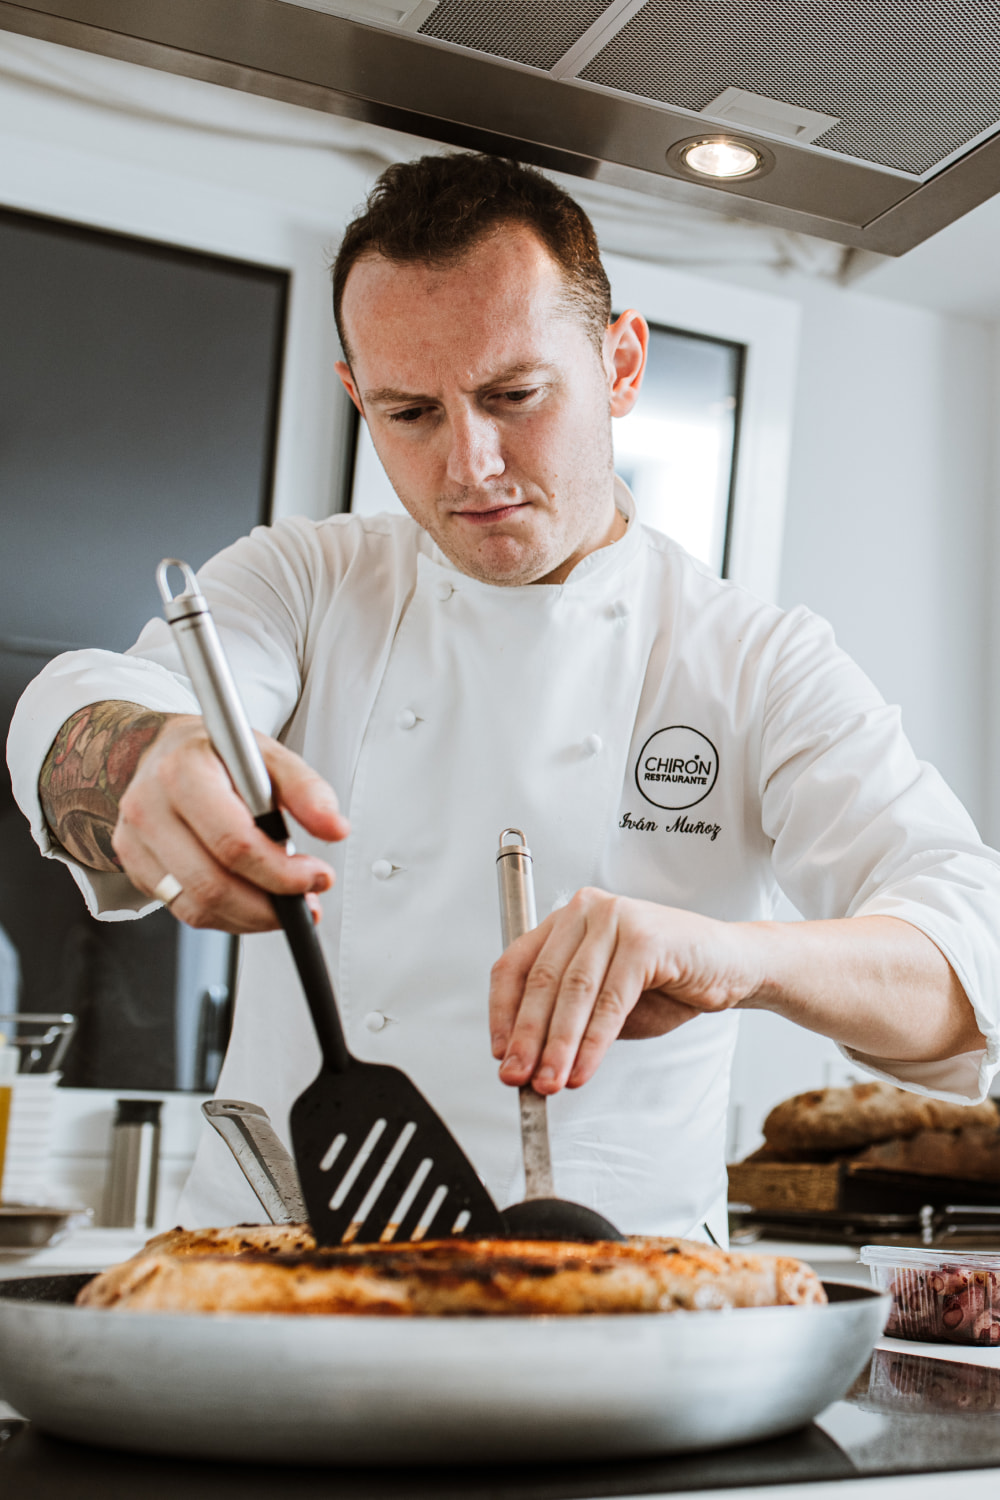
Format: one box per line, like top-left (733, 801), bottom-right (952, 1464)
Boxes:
top-left (158, 560), bottom-right (504, 1245)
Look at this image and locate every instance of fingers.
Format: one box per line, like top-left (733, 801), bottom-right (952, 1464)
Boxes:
top-left (112, 718), bottom-right (344, 934)
top-left (489, 891), bottom-right (739, 1096)
top-left (492, 891), bottom-right (640, 1095)
top-left (117, 815), bottom-right (292, 934)
top-left (489, 918), bottom-right (555, 1063)
top-left (261, 738), bottom-right (350, 845)
top-left (618, 993), bottom-right (701, 1040)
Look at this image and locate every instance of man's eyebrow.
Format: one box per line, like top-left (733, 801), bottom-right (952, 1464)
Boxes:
top-left (362, 361), bottom-right (557, 407)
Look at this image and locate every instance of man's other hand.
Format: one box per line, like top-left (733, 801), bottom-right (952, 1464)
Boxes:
top-left (489, 888), bottom-right (754, 1093)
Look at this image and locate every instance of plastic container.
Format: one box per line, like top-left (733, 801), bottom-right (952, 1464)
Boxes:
top-left (860, 1344), bottom-right (1000, 1414)
top-left (861, 1244), bottom-right (1000, 1347)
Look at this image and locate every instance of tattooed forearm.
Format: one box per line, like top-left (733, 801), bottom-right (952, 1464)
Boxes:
top-left (39, 701), bottom-right (169, 872)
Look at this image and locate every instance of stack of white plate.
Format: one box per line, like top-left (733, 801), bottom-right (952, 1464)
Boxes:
top-left (2, 1073), bottom-right (60, 1205)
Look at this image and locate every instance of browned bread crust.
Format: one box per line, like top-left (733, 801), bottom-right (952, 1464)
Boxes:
top-left (763, 1083), bottom-right (998, 1154)
top-left (142, 1224), bottom-right (316, 1257)
top-left (853, 1126), bottom-right (1000, 1181)
top-left (77, 1234), bottom-right (826, 1317)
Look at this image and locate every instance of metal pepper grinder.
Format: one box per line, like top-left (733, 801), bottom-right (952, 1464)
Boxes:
top-left (102, 1099), bottom-right (162, 1230)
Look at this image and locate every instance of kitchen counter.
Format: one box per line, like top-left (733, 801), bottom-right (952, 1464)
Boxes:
top-left (3, 1230), bottom-right (1000, 1498)
top-left (5, 1361), bottom-right (1000, 1500)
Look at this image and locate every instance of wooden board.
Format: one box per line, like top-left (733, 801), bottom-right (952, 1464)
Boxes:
top-left (727, 1161), bottom-right (846, 1213)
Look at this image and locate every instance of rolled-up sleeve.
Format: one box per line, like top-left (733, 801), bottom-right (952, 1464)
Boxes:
top-left (7, 647), bottom-right (200, 918)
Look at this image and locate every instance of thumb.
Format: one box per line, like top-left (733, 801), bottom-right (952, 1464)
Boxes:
top-left (258, 736), bottom-right (349, 844)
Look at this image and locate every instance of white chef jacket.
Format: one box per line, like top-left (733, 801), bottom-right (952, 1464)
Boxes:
top-left (9, 484), bottom-right (1000, 1239)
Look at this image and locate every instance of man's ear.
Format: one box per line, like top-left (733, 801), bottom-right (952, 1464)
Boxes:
top-left (335, 360), bottom-right (364, 417)
top-left (604, 309), bottom-right (648, 418)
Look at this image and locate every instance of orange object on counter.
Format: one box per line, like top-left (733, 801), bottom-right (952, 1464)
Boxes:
top-left (0, 1085), bottom-right (10, 1201)
top-left (0, 1043), bottom-right (18, 1202)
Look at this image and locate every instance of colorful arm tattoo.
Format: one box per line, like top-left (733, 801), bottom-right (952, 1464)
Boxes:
top-left (39, 701), bottom-right (168, 872)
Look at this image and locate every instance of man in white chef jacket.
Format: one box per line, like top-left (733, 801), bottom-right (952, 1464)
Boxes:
top-left (8, 153), bottom-right (1000, 1242)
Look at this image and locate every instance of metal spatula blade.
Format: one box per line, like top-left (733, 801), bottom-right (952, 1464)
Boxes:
top-left (496, 828), bottom-right (625, 1242)
top-left (159, 560), bottom-right (505, 1246)
top-left (202, 1098), bottom-right (307, 1224)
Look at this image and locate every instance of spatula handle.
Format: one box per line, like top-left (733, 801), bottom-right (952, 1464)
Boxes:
top-left (157, 560), bottom-right (351, 1073)
top-left (496, 829), bottom-right (555, 1201)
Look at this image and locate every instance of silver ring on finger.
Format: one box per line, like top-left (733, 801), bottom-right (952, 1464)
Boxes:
top-left (153, 873), bottom-right (183, 907)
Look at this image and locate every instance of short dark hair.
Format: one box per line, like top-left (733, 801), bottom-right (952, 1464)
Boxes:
top-left (332, 153), bottom-right (611, 360)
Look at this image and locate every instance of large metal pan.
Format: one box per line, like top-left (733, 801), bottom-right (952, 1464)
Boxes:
top-left (0, 1273), bottom-right (887, 1465)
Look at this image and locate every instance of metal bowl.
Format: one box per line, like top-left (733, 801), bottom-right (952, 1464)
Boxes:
top-left (0, 1275), bottom-right (889, 1464)
top-left (0, 1204), bottom-right (91, 1254)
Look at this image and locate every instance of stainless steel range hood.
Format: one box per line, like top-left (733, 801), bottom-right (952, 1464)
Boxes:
top-left (3, 0), bottom-right (1000, 255)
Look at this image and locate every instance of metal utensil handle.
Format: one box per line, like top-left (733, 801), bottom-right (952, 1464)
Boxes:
top-left (496, 828), bottom-right (554, 1201)
top-left (202, 1099), bottom-right (307, 1224)
top-left (157, 559), bottom-right (350, 1073)
top-left (156, 560), bottom-right (272, 818)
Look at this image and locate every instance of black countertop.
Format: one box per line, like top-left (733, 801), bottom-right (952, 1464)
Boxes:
top-left (4, 1348), bottom-right (1000, 1500)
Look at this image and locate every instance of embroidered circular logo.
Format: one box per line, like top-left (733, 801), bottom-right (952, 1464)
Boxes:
top-left (635, 726), bottom-right (719, 810)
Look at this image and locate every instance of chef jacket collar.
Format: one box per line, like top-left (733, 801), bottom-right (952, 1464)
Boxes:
top-left (418, 477), bottom-right (642, 596)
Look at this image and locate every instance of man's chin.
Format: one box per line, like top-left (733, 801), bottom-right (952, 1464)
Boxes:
top-left (458, 535), bottom-right (558, 587)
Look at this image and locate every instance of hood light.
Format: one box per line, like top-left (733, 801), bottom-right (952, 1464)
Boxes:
top-left (666, 135), bottom-right (774, 182)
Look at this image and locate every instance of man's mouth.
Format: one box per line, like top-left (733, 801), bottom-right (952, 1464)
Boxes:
top-left (453, 501), bottom-right (526, 525)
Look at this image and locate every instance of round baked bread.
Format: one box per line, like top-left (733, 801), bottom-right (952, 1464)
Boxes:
top-left (763, 1082), bottom-right (998, 1154)
top-left (77, 1234), bottom-right (826, 1317)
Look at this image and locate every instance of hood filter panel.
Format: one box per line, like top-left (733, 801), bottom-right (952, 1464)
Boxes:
top-left (416, 0), bottom-right (1000, 180)
top-left (418, 0), bottom-right (613, 73)
top-left (5, 0), bottom-right (1000, 254)
top-left (577, 0), bottom-right (1000, 178)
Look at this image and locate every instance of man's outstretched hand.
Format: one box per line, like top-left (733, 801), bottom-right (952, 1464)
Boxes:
top-left (490, 888), bottom-right (756, 1092)
top-left (41, 703), bottom-right (348, 933)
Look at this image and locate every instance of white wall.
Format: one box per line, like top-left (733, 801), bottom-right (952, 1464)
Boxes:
top-left (778, 281), bottom-right (993, 834)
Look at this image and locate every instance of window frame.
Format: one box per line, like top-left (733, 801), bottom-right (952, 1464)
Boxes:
top-left (604, 253), bottom-right (801, 603)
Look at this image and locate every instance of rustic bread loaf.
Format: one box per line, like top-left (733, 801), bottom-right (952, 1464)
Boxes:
top-left (763, 1082), bottom-right (998, 1154)
top-left (852, 1126), bottom-right (1000, 1181)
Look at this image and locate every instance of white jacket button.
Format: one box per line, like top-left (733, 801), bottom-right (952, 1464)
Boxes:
top-left (583, 733), bottom-right (603, 756)
top-left (371, 859), bottom-right (394, 880)
top-left (609, 599), bottom-right (629, 621)
top-left (434, 579), bottom-right (454, 601)
top-left (396, 708), bottom-right (417, 730)
top-left (364, 1010), bottom-right (388, 1032)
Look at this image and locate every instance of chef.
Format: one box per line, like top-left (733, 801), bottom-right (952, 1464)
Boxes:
top-left (8, 153), bottom-right (1000, 1242)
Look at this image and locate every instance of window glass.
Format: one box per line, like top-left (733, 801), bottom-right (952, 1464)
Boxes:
top-left (613, 321), bottom-right (743, 576)
top-left (0, 207), bottom-right (286, 1091)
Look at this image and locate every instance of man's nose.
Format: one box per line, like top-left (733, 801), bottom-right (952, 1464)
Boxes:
top-left (445, 409), bottom-right (505, 487)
